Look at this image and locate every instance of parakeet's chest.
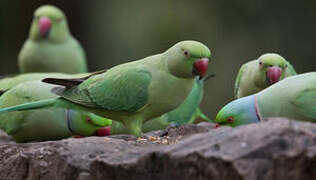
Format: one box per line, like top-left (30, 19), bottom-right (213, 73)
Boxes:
top-left (18, 40), bottom-right (86, 73)
top-left (147, 70), bottom-right (195, 112)
top-left (239, 66), bottom-right (265, 97)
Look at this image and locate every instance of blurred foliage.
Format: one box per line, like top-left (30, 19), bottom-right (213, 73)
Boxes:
top-left (0, 0), bottom-right (315, 118)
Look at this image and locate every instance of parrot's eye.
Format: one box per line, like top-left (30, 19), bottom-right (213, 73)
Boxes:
top-left (184, 51), bottom-right (190, 57)
top-left (227, 116), bottom-right (234, 123)
top-left (86, 117), bottom-right (92, 123)
top-left (259, 61), bottom-right (263, 67)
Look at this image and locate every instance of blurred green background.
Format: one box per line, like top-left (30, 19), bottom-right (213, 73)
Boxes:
top-left (1, 0), bottom-right (315, 119)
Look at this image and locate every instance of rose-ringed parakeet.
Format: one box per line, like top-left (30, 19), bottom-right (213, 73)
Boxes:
top-left (234, 53), bottom-right (297, 99)
top-left (215, 72), bottom-right (316, 127)
top-left (0, 81), bottom-right (111, 143)
top-left (110, 75), bottom-right (214, 134)
top-left (18, 5), bottom-right (88, 73)
top-left (0, 40), bottom-right (211, 137)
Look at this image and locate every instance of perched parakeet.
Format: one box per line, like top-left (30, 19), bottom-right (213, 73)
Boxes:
top-left (0, 81), bottom-right (111, 143)
top-left (110, 75), bottom-right (214, 134)
top-left (234, 53), bottom-right (297, 99)
top-left (215, 72), bottom-right (316, 127)
top-left (18, 5), bottom-right (88, 73)
top-left (0, 41), bottom-right (211, 137)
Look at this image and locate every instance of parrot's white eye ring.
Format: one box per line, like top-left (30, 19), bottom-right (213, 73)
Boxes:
top-left (184, 51), bottom-right (189, 57)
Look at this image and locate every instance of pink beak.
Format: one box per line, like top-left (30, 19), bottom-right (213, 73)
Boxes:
top-left (193, 58), bottom-right (209, 78)
top-left (96, 126), bottom-right (111, 136)
top-left (38, 17), bottom-right (52, 37)
top-left (267, 66), bottom-right (282, 84)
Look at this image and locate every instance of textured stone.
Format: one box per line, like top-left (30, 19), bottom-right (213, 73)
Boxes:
top-left (0, 119), bottom-right (315, 180)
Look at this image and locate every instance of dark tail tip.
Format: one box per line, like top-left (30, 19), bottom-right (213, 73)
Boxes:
top-left (204, 73), bottom-right (216, 81)
top-left (0, 90), bottom-right (6, 96)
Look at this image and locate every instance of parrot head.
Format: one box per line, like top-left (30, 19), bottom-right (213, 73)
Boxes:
top-left (215, 95), bottom-right (260, 127)
top-left (256, 53), bottom-right (288, 86)
top-left (166, 41), bottom-right (211, 79)
top-left (30, 5), bottom-right (70, 42)
top-left (67, 110), bottom-right (112, 136)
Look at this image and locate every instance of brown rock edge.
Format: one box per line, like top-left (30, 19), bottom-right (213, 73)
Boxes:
top-left (0, 118), bottom-right (315, 180)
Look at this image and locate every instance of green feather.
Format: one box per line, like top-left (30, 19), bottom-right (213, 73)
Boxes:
top-left (292, 88), bottom-right (316, 120)
top-left (234, 64), bottom-right (246, 99)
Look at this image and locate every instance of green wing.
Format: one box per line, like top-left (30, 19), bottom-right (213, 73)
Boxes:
top-left (57, 70), bottom-right (152, 113)
top-left (285, 62), bottom-right (297, 77)
top-left (234, 64), bottom-right (246, 99)
top-left (292, 88), bottom-right (316, 121)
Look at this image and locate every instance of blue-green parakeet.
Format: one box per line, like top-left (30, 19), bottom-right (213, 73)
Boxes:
top-left (216, 72), bottom-right (316, 127)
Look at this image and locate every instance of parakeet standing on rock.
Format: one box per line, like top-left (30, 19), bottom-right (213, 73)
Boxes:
top-left (0, 40), bottom-right (211, 137)
top-left (234, 53), bottom-right (296, 99)
top-left (110, 75), bottom-right (214, 134)
top-left (18, 5), bottom-right (88, 73)
top-left (0, 81), bottom-right (111, 143)
top-left (215, 72), bottom-right (316, 127)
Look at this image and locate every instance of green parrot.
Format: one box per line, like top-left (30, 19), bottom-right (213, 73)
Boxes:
top-left (0, 81), bottom-right (111, 143)
top-left (110, 75), bottom-right (214, 134)
top-left (234, 53), bottom-right (297, 99)
top-left (0, 40), bottom-right (211, 137)
top-left (18, 5), bottom-right (88, 73)
top-left (215, 72), bottom-right (316, 127)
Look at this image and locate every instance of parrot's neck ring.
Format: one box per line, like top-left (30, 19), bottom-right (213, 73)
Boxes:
top-left (254, 96), bottom-right (262, 122)
top-left (65, 109), bottom-right (82, 136)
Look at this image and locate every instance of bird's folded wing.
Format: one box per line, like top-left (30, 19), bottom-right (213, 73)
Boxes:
top-left (49, 70), bottom-right (152, 113)
top-left (234, 64), bottom-right (246, 98)
top-left (292, 88), bottom-right (316, 120)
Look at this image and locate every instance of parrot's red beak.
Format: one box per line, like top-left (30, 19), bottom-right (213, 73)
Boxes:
top-left (266, 66), bottom-right (282, 84)
top-left (193, 58), bottom-right (209, 79)
top-left (96, 126), bottom-right (111, 136)
top-left (214, 123), bottom-right (221, 128)
top-left (38, 16), bottom-right (52, 38)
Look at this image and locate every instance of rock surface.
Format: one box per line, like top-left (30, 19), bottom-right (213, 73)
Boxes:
top-left (0, 118), bottom-right (315, 180)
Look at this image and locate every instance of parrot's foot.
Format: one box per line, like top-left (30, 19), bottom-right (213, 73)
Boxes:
top-left (169, 122), bottom-right (180, 128)
top-left (123, 119), bottom-right (144, 137)
top-left (158, 123), bottom-right (179, 137)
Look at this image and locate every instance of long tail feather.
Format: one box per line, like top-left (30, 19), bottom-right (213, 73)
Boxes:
top-left (0, 98), bottom-right (57, 113)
